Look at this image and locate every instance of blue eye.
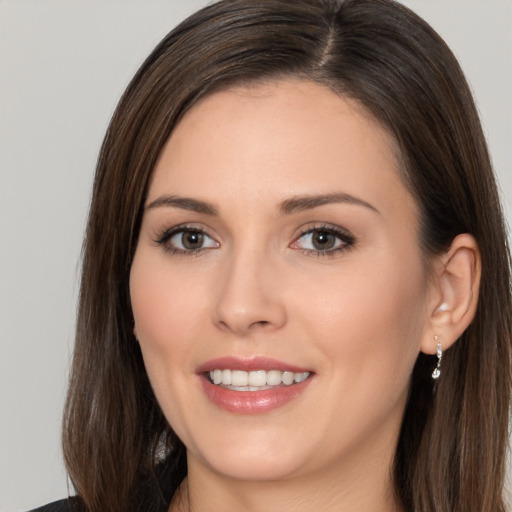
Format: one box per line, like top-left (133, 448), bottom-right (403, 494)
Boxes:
top-left (293, 227), bottom-right (354, 254)
top-left (156, 227), bottom-right (219, 253)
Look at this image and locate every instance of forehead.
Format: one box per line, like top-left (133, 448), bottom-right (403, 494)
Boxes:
top-left (148, 79), bottom-right (412, 218)
top-left (164, 80), bottom-right (399, 161)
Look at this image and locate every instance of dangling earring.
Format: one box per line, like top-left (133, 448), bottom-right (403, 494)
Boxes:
top-left (432, 335), bottom-right (442, 380)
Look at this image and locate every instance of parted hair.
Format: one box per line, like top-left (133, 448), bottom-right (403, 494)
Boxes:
top-left (62, 1), bottom-right (512, 511)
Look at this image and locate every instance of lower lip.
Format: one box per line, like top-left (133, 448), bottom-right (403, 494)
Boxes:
top-left (200, 376), bottom-right (313, 415)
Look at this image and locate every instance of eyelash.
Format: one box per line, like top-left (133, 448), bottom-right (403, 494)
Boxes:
top-left (154, 224), bottom-right (356, 257)
top-left (291, 224), bottom-right (356, 257)
top-left (154, 225), bottom-right (218, 255)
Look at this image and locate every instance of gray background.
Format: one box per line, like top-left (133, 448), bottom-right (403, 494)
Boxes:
top-left (1, 1), bottom-right (510, 511)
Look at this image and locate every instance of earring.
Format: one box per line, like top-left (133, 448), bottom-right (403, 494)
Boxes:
top-left (435, 302), bottom-right (449, 313)
top-left (432, 335), bottom-right (442, 380)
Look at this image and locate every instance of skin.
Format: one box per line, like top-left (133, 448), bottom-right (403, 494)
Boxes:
top-left (130, 80), bottom-right (441, 512)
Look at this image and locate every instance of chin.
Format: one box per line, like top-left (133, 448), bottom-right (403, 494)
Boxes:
top-left (197, 450), bottom-right (308, 482)
top-left (183, 423), bottom-right (316, 482)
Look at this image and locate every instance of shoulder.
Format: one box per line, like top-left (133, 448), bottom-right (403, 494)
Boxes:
top-left (25, 497), bottom-right (83, 512)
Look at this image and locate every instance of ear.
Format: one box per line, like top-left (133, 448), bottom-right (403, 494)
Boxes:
top-left (420, 233), bottom-right (481, 355)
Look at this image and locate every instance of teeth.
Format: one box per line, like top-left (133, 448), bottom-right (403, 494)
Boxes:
top-left (282, 371), bottom-right (294, 385)
top-left (231, 370), bottom-right (249, 386)
top-left (294, 372), bottom-right (309, 383)
top-left (248, 370), bottom-right (266, 387)
top-left (222, 369), bottom-right (232, 385)
top-left (209, 369), bottom-right (310, 388)
top-left (266, 370), bottom-right (282, 386)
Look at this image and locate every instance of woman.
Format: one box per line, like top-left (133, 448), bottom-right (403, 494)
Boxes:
top-left (32, 0), bottom-right (511, 511)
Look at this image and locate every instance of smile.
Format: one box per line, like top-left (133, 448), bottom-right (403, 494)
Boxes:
top-left (208, 369), bottom-right (311, 390)
top-left (197, 357), bottom-right (314, 414)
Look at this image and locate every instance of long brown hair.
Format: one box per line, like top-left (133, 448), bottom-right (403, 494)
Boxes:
top-left (62, 1), bottom-right (512, 510)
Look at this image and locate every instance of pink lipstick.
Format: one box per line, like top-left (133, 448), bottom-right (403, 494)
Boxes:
top-left (197, 357), bottom-right (313, 414)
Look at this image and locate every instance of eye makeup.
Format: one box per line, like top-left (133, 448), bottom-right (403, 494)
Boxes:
top-left (153, 221), bottom-right (356, 258)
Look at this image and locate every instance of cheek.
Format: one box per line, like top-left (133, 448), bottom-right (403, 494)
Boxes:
top-left (131, 255), bottom-right (208, 347)
top-left (295, 254), bottom-right (428, 386)
top-left (294, 260), bottom-right (428, 453)
top-left (129, 254), bottom-right (205, 427)
top-left (129, 255), bottom-right (208, 405)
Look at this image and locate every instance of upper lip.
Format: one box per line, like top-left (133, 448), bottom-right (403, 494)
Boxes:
top-left (196, 356), bottom-right (311, 374)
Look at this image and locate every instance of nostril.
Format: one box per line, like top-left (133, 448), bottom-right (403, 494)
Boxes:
top-left (249, 320), bottom-right (270, 329)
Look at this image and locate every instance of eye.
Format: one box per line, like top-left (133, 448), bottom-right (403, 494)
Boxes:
top-left (156, 227), bottom-right (219, 254)
top-left (291, 226), bottom-right (354, 255)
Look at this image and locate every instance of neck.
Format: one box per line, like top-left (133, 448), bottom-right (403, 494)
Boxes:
top-left (170, 451), bottom-right (403, 512)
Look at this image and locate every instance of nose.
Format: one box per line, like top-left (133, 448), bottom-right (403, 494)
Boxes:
top-left (213, 246), bottom-right (287, 336)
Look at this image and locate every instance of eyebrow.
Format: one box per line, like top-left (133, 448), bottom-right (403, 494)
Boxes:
top-left (146, 195), bottom-right (218, 215)
top-left (145, 191), bottom-right (379, 216)
top-left (279, 192), bottom-right (380, 215)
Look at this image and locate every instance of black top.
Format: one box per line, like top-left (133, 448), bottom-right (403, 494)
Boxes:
top-left (26, 498), bottom-right (79, 512)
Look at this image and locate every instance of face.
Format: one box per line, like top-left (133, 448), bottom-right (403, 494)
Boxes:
top-left (130, 80), bottom-right (432, 484)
